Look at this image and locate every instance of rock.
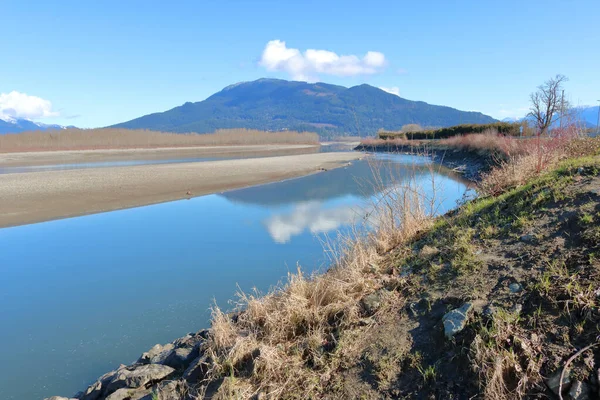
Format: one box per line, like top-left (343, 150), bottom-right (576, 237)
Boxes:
top-left (511, 304), bottom-right (523, 314)
top-left (45, 397), bottom-right (78, 400)
top-left (568, 381), bottom-right (591, 400)
top-left (361, 291), bottom-right (383, 315)
top-left (105, 364), bottom-right (175, 395)
top-left (106, 387), bottom-right (152, 400)
top-left (509, 282), bottom-right (523, 293)
top-left (80, 367), bottom-right (124, 400)
top-left (183, 354), bottom-right (212, 382)
top-left (546, 369), bottom-right (571, 396)
top-left (442, 303), bottom-right (473, 339)
top-left (520, 233), bottom-right (536, 243)
top-left (141, 380), bottom-right (186, 400)
top-left (138, 343), bottom-right (175, 364)
top-left (163, 347), bottom-right (199, 370)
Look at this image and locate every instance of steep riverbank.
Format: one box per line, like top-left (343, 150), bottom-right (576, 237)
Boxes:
top-left (50, 145), bottom-right (600, 400)
top-left (0, 151), bottom-right (361, 228)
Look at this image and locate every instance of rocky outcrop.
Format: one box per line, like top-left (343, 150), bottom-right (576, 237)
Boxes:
top-left (48, 330), bottom-right (209, 400)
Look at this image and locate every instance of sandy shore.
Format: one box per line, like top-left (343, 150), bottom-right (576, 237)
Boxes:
top-left (0, 144), bottom-right (319, 167)
top-left (0, 151), bottom-right (362, 228)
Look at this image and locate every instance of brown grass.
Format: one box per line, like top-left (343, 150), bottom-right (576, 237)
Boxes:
top-left (203, 163), bottom-right (436, 399)
top-left (0, 128), bottom-right (320, 153)
top-left (439, 130), bottom-right (526, 158)
top-left (479, 125), bottom-right (587, 196)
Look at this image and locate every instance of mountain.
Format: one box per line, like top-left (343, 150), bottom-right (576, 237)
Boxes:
top-left (0, 117), bottom-right (70, 134)
top-left (111, 78), bottom-right (497, 137)
top-left (575, 106), bottom-right (599, 127)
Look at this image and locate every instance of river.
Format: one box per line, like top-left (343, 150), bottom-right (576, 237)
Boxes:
top-left (0, 153), bottom-right (472, 399)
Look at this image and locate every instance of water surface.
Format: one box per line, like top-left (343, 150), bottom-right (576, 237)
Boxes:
top-left (0, 154), bottom-right (472, 399)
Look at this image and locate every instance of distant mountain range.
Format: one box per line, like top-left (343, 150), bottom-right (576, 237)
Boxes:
top-left (503, 106), bottom-right (599, 129)
top-left (111, 78), bottom-right (497, 137)
top-left (0, 117), bottom-right (71, 134)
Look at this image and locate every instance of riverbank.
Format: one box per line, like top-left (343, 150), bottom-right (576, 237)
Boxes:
top-left (49, 144), bottom-right (600, 399)
top-left (0, 144), bottom-right (319, 168)
top-left (47, 136), bottom-right (600, 400)
top-left (0, 151), bottom-right (361, 228)
top-left (355, 142), bottom-right (495, 182)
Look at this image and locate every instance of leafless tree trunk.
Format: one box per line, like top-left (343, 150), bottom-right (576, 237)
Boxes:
top-left (528, 74), bottom-right (569, 136)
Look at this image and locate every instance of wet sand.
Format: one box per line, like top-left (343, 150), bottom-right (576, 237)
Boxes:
top-left (0, 151), bottom-right (362, 228)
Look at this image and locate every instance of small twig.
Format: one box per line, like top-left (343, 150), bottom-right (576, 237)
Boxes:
top-left (558, 341), bottom-right (599, 399)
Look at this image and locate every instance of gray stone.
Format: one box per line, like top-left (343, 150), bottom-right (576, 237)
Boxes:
top-left (138, 343), bottom-right (175, 364)
top-left (105, 364), bottom-right (175, 395)
top-left (105, 387), bottom-right (152, 400)
top-left (183, 354), bottom-right (212, 382)
top-left (509, 282), bottom-right (523, 293)
top-left (568, 381), bottom-right (591, 400)
top-left (546, 369), bottom-right (571, 396)
top-left (442, 303), bottom-right (473, 339)
top-left (45, 397), bottom-right (78, 400)
top-left (520, 233), bottom-right (536, 243)
top-left (361, 290), bottom-right (384, 315)
top-left (511, 304), bottom-right (523, 314)
top-left (163, 347), bottom-right (199, 370)
top-left (140, 381), bottom-right (185, 400)
top-left (79, 367), bottom-right (125, 400)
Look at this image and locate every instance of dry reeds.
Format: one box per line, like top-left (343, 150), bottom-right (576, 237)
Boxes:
top-left (204, 160), bottom-right (437, 399)
top-left (0, 128), bottom-right (320, 153)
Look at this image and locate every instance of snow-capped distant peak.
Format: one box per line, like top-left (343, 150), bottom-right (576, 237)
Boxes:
top-left (0, 114), bottom-right (16, 123)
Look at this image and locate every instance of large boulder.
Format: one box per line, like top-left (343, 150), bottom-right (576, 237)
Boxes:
top-left (163, 347), bottom-right (199, 370)
top-left (183, 354), bottom-right (212, 382)
top-left (139, 343), bottom-right (175, 365)
top-left (80, 364), bottom-right (174, 400)
top-left (105, 364), bottom-right (175, 395)
top-left (45, 397), bottom-right (78, 400)
top-left (105, 387), bottom-right (152, 400)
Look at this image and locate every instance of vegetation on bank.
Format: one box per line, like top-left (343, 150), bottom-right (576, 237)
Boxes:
top-left (0, 128), bottom-right (320, 152)
top-left (377, 122), bottom-right (523, 141)
top-left (140, 122), bottom-right (594, 399)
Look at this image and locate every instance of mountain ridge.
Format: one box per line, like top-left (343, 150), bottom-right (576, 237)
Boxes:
top-left (111, 78), bottom-right (497, 137)
top-left (0, 117), bottom-right (71, 134)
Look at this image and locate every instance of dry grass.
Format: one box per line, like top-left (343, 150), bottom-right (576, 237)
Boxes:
top-left (472, 309), bottom-right (543, 400)
top-left (203, 162), bottom-right (436, 399)
top-left (439, 130), bottom-right (526, 158)
top-left (0, 128), bottom-right (320, 153)
top-left (479, 125), bottom-right (587, 196)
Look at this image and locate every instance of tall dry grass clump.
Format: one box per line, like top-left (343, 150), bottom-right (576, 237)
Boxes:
top-left (479, 124), bottom-right (583, 196)
top-left (203, 162), bottom-right (437, 399)
top-left (0, 128), bottom-right (320, 152)
top-left (439, 129), bottom-right (525, 159)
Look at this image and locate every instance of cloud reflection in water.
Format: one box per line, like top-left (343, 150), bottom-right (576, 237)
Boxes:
top-left (265, 201), bottom-right (362, 244)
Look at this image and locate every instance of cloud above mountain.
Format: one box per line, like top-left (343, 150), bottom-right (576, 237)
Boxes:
top-left (379, 86), bottom-right (400, 96)
top-left (259, 40), bottom-right (387, 82)
top-left (0, 91), bottom-right (59, 121)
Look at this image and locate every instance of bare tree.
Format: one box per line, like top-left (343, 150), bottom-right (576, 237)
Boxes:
top-left (528, 74), bottom-right (569, 135)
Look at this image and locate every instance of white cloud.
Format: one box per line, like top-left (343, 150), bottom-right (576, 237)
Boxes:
top-left (259, 40), bottom-right (387, 82)
top-left (379, 86), bottom-right (400, 96)
top-left (495, 106), bottom-right (529, 120)
top-left (0, 91), bottom-right (59, 120)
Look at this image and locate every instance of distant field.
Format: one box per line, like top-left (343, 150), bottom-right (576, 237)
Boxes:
top-left (0, 128), bottom-right (320, 153)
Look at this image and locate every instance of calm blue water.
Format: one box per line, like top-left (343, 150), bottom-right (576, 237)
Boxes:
top-left (0, 154), bottom-right (472, 399)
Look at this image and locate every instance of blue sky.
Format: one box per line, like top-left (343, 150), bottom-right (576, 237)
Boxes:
top-left (2, 0), bottom-right (599, 128)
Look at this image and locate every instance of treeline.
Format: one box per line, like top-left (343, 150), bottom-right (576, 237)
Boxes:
top-left (378, 122), bottom-right (522, 140)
